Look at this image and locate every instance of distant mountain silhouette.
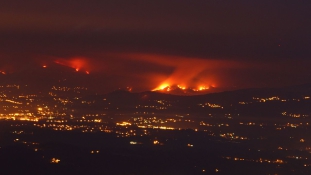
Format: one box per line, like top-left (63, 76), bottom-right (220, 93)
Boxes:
top-left (101, 83), bottom-right (311, 107)
top-left (1, 61), bottom-right (311, 100)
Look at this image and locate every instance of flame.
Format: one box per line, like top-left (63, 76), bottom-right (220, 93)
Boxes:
top-left (42, 65), bottom-right (47, 68)
top-left (193, 86), bottom-right (209, 91)
top-left (152, 70), bottom-right (217, 92)
top-left (177, 85), bottom-right (186, 90)
top-left (154, 83), bottom-right (170, 91)
top-left (153, 83), bottom-right (213, 92)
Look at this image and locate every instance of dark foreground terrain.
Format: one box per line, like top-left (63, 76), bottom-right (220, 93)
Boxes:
top-left (0, 121), bottom-right (310, 175)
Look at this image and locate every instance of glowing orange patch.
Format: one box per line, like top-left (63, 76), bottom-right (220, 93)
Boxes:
top-left (153, 83), bottom-right (170, 91)
top-left (54, 57), bottom-right (89, 72)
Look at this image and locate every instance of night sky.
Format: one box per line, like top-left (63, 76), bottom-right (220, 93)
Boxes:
top-left (0, 0), bottom-right (310, 93)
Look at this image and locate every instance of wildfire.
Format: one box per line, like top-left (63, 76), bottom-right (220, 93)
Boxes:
top-left (153, 83), bottom-right (213, 92)
top-left (177, 85), bottom-right (186, 90)
top-left (153, 84), bottom-right (170, 91)
top-left (193, 86), bottom-right (209, 91)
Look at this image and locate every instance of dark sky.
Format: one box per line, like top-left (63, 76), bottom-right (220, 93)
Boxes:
top-left (0, 0), bottom-right (310, 92)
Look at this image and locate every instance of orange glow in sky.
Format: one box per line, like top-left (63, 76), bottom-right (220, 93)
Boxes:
top-left (70, 59), bottom-right (85, 71)
top-left (111, 53), bottom-right (243, 91)
top-left (54, 57), bottom-right (89, 72)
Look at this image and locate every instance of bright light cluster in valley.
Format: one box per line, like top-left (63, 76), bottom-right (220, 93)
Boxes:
top-left (0, 83), bottom-right (311, 174)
